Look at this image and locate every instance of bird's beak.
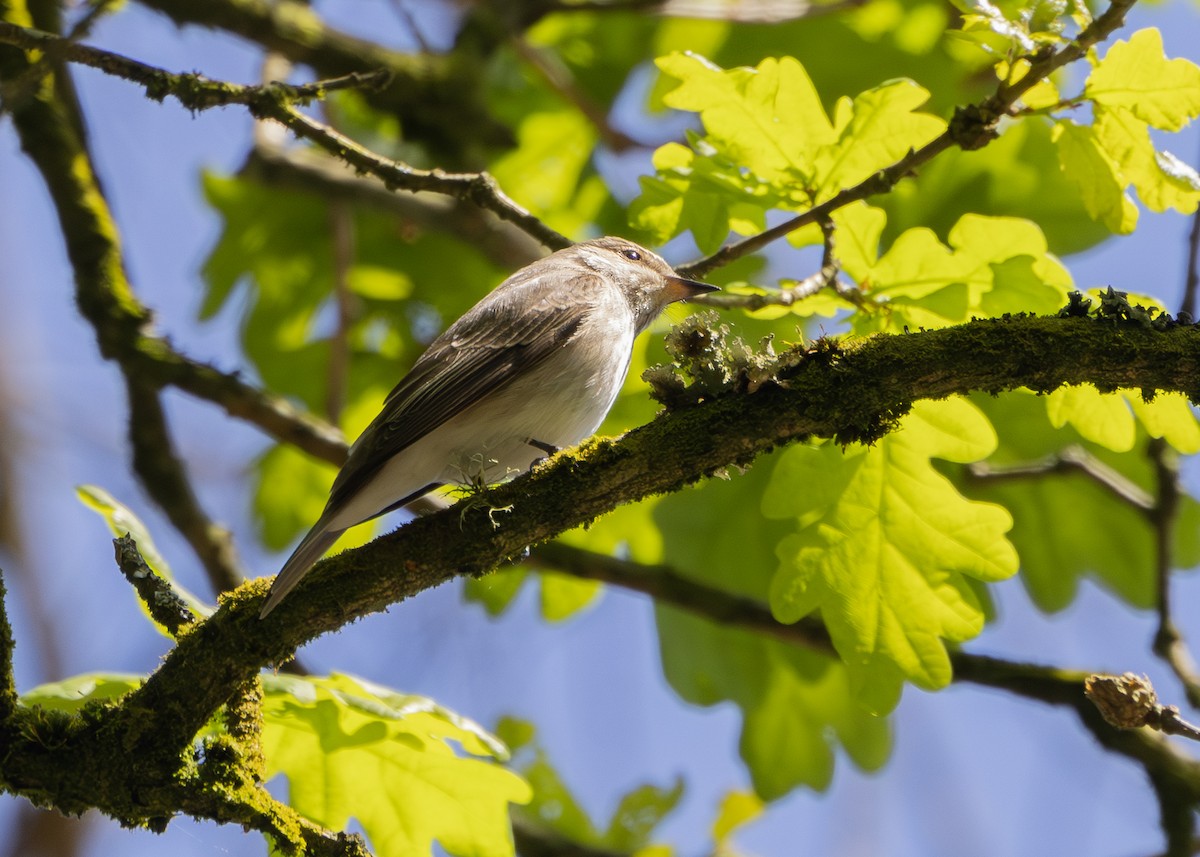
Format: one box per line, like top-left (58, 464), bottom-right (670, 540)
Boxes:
top-left (665, 275), bottom-right (719, 303)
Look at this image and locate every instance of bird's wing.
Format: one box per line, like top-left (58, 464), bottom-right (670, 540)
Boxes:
top-left (325, 276), bottom-right (594, 514)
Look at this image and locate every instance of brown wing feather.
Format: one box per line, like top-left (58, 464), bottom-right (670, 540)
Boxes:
top-left (325, 273), bottom-right (595, 513)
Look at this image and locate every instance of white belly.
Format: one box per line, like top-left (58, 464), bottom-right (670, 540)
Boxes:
top-left (327, 313), bottom-right (635, 530)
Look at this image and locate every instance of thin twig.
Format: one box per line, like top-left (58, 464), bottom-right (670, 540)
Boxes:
top-left (265, 105), bottom-right (570, 250)
top-left (132, 0), bottom-right (514, 157)
top-left (676, 0), bottom-right (1138, 277)
top-left (0, 20), bottom-right (393, 106)
top-left (1180, 174), bottom-right (1200, 320)
top-left (967, 445), bottom-right (1156, 512)
top-left (0, 21), bottom-right (570, 250)
top-left (695, 264), bottom-right (837, 311)
top-left (113, 535), bottom-right (198, 637)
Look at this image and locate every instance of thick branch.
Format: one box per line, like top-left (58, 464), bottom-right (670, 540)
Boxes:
top-left (86, 313), bottom-right (1200, 768)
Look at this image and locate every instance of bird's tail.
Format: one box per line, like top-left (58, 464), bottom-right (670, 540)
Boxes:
top-left (259, 521), bottom-right (344, 618)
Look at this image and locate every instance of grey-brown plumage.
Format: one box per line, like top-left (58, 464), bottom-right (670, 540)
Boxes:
top-left (260, 237), bottom-right (715, 617)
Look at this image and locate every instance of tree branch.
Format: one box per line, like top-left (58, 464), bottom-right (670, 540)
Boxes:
top-left (1149, 437), bottom-right (1200, 710)
top-left (0, 20), bottom-right (571, 250)
top-left (966, 444), bottom-right (1156, 513)
top-left (129, 0), bottom-right (511, 159)
top-left (675, 0), bottom-right (1139, 278)
top-left (113, 535), bottom-right (198, 636)
top-left (77, 312), bottom-right (1200, 772)
top-left (0, 14), bottom-right (250, 597)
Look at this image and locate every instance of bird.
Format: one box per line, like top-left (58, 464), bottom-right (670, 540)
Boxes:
top-left (259, 236), bottom-right (716, 617)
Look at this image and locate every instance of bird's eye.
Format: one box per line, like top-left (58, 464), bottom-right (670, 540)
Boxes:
top-left (622, 249), bottom-right (642, 261)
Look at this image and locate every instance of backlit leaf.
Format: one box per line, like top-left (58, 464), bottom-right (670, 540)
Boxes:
top-left (766, 399), bottom-right (1017, 709)
top-left (263, 673), bottom-right (529, 857)
top-left (1052, 121), bottom-right (1138, 233)
top-left (1084, 28), bottom-right (1200, 132)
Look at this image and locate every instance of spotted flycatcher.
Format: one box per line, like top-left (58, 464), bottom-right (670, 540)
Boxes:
top-left (259, 236), bottom-right (715, 616)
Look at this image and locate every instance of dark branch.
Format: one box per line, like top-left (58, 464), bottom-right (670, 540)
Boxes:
top-left (130, 0), bottom-right (511, 158)
top-left (113, 535), bottom-right (198, 637)
top-left (126, 375), bottom-right (246, 594)
top-left (967, 445), bottom-right (1155, 513)
top-left (1149, 429), bottom-right (1200, 712)
top-left (0, 21), bottom-right (571, 251)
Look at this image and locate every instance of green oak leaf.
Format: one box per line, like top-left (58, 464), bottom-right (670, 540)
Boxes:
top-left (827, 207), bottom-right (1069, 330)
top-left (653, 457), bottom-right (891, 797)
top-left (1128, 393), bottom-right (1200, 455)
top-left (968, 392), bottom-right (1200, 611)
top-left (813, 79), bottom-right (946, 198)
top-left (630, 138), bottom-right (775, 252)
top-left (655, 53), bottom-right (836, 186)
top-left (21, 673), bottom-right (143, 711)
top-left (765, 399), bottom-right (1018, 710)
top-left (263, 673), bottom-right (529, 857)
top-left (539, 574), bottom-right (604, 622)
top-left (1051, 120), bottom-right (1138, 233)
top-left (1084, 28), bottom-right (1200, 132)
top-left (490, 109), bottom-right (602, 234)
top-left (1045, 386), bottom-right (1136, 452)
top-left (711, 790), bottom-right (763, 847)
top-left (657, 608), bottom-right (891, 797)
top-left (1094, 107), bottom-right (1200, 215)
top-left (945, 211), bottom-right (1073, 317)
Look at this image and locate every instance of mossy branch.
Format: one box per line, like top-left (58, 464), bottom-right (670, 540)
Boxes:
top-left (118, 312), bottom-right (1200, 751)
top-left (0, 19), bottom-right (571, 251)
top-left (0, 4), bottom-right (245, 591)
top-left (4, 310), bottom-right (1200, 839)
